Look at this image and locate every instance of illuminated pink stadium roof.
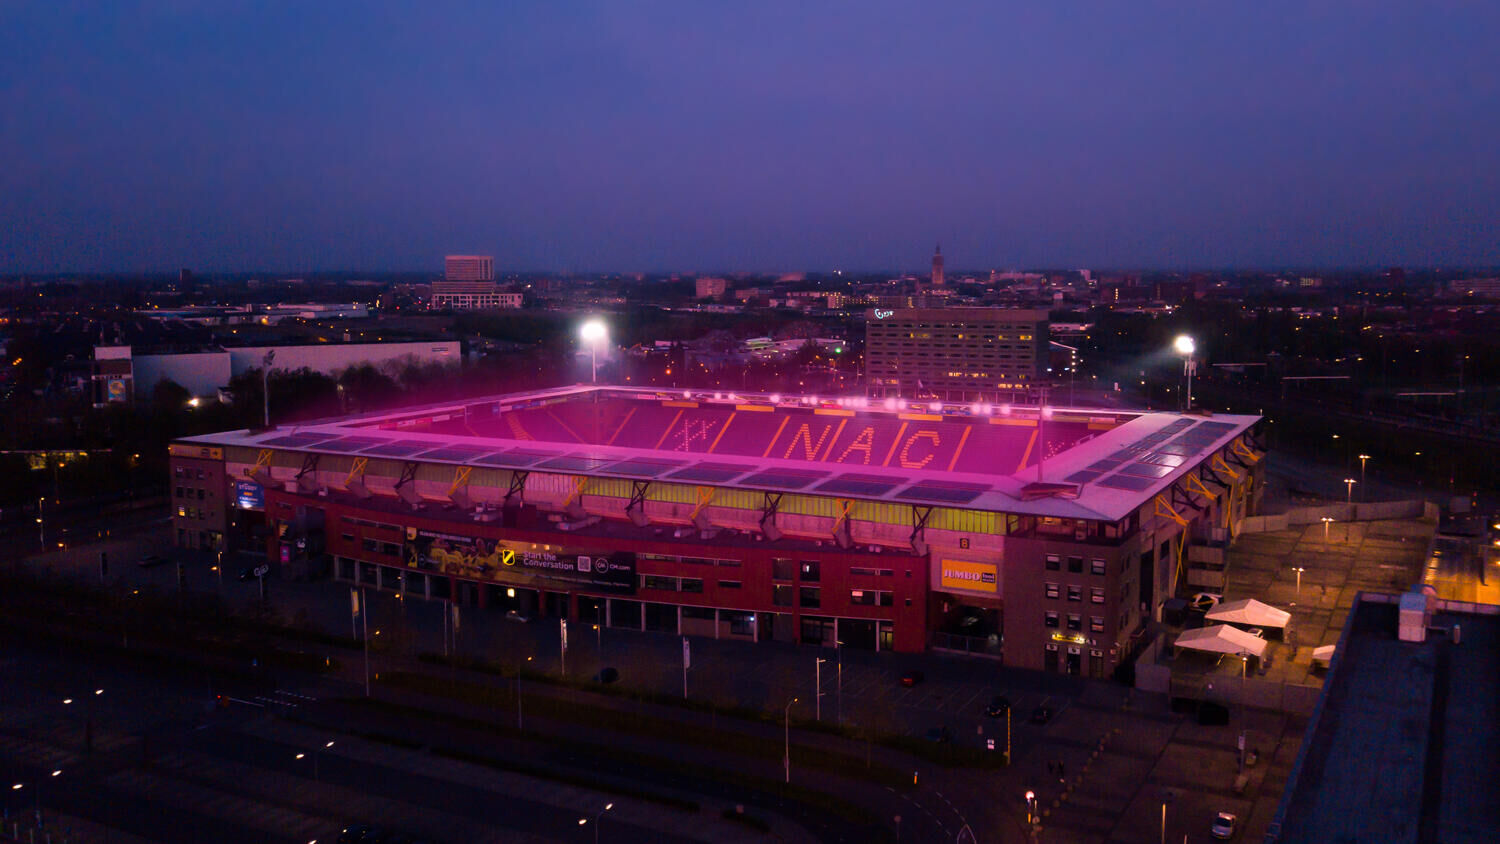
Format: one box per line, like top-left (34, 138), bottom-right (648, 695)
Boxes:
top-left (182, 385), bottom-right (1261, 521)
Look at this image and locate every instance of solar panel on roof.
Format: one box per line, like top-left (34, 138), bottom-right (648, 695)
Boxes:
top-left (814, 474), bottom-right (904, 496)
top-left (894, 481), bottom-right (990, 504)
top-left (603, 458), bottom-right (689, 478)
top-left (1117, 462), bottom-right (1175, 479)
top-left (260, 432), bottom-right (339, 448)
top-left (1155, 443), bottom-right (1195, 457)
top-left (536, 454), bottom-right (616, 473)
top-left (1109, 448), bottom-right (1144, 460)
top-left (740, 469), bottom-right (829, 490)
top-left (1088, 458), bottom-right (1125, 471)
top-left (1098, 474), bottom-right (1155, 491)
top-left (664, 463), bottom-right (753, 483)
top-left (1066, 470), bottom-right (1103, 483)
top-left (472, 449), bottom-right (557, 467)
top-left (1196, 422), bottom-right (1237, 433)
top-left (416, 445), bottom-right (498, 462)
top-left (1137, 452), bottom-right (1186, 468)
top-left (362, 440), bottom-right (443, 457)
top-left (318, 436), bottom-right (388, 453)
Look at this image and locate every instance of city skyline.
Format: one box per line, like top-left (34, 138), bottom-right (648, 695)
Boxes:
top-left (3, 2), bottom-right (1498, 274)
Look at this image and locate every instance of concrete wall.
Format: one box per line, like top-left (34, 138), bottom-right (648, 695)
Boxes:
top-left (228, 341), bottom-right (461, 376)
top-left (1239, 499), bottom-right (1434, 533)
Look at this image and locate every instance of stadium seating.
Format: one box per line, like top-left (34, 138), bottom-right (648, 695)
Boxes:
top-left (419, 398), bottom-right (1101, 477)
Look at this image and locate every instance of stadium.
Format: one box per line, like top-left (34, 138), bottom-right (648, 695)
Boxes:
top-left (170, 385), bottom-right (1264, 675)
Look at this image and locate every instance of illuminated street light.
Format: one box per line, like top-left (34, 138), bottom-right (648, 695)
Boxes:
top-left (580, 320), bottom-right (608, 384)
top-left (1358, 454), bottom-right (1371, 497)
top-left (1292, 566), bottom-right (1306, 604)
top-left (1344, 478), bottom-right (1357, 505)
top-left (1173, 335), bottom-right (1196, 411)
top-left (1322, 516), bottom-right (1335, 542)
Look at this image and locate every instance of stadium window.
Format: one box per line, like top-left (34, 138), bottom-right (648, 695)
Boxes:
top-left (643, 575), bottom-right (678, 591)
top-left (1067, 614), bottom-right (1082, 631)
top-left (1090, 616), bottom-right (1106, 633)
top-left (1091, 558), bottom-right (1107, 576)
top-left (341, 533), bottom-right (355, 543)
top-left (1045, 554), bottom-right (1061, 571)
top-left (718, 580), bottom-right (742, 590)
top-left (773, 585), bottom-right (794, 607)
top-left (799, 586), bottom-right (821, 608)
top-left (1091, 587), bottom-right (1106, 604)
top-left (1067, 556), bottom-right (1083, 573)
top-left (800, 560), bottom-right (821, 582)
top-left (177, 506), bottom-right (187, 518)
top-left (772, 558), bottom-right (796, 581)
top-left (380, 542), bottom-right (401, 557)
top-left (361, 538), bottom-right (379, 553)
top-left (680, 578), bottom-right (704, 594)
top-left (681, 605), bottom-right (715, 621)
top-left (1044, 611), bottom-right (1060, 628)
top-left (1067, 585), bottom-right (1082, 602)
top-left (727, 612), bottom-right (754, 636)
top-left (716, 558), bottom-right (742, 568)
top-left (1044, 582), bottom-right (1060, 600)
top-left (850, 589), bottom-right (875, 606)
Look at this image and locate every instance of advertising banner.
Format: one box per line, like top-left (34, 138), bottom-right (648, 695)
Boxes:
top-left (235, 479), bottom-right (265, 511)
top-left (404, 528), bottom-right (636, 594)
top-left (940, 559), bottom-right (998, 593)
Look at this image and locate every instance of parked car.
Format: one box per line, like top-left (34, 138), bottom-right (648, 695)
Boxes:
top-left (1210, 811), bottom-right (1238, 839)
top-left (899, 670), bottom-right (925, 687)
top-left (985, 695), bottom-right (1011, 717)
top-left (137, 555), bottom-right (170, 568)
top-left (503, 610), bottom-right (531, 624)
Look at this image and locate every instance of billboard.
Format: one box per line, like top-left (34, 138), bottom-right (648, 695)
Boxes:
top-left (404, 528), bottom-right (636, 594)
top-left (940, 559), bottom-right (997, 593)
top-left (235, 479), bottom-right (265, 511)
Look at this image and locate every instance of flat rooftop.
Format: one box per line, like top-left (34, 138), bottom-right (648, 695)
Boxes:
top-left (180, 385), bottom-right (1260, 520)
top-left (1270, 594), bottom-right (1500, 844)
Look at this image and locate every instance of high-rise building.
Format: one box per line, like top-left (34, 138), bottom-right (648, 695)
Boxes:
top-left (931, 244), bottom-right (945, 287)
top-left (430, 282), bottom-right (521, 310)
top-left (865, 308), bottom-right (1049, 401)
top-left (444, 255), bottom-right (494, 283)
top-left (695, 277), bottom-right (728, 299)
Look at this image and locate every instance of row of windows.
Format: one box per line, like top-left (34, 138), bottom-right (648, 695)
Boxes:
top-left (641, 575), bottom-right (707, 593)
top-left (361, 537), bottom-right (403, 557)
top-left (173, 467), bottom-right (208, 480)
top-left (1046, 555), bottom-right (1108, 576)
top-left (1043, 583), bottom-right (1107, 603)
top-left (175, 486), bottom-right (209, 500)
top-left (639, 553), bottom-right (742, 568)
top-left (341, 515), bottom-right (402, 532)
top-left (1044, 612), bottom-right (1107, 633)
top-left (176, 505), bottom-right (214, 521)
top-left (772, 585), bottom-right (898, 608)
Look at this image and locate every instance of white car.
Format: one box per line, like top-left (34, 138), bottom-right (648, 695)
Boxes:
top-left (1211, 811), bottom-right (1237, 839)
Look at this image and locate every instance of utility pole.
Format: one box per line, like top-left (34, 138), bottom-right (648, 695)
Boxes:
top-left (262, 350), bottom-right (275, 427)
top-left (361, 587), bottom-right (370, 697)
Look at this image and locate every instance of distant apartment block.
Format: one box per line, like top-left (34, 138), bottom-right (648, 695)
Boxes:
top-left (865, 308), bottom-right (1049, 401)
top-left (444, 255), bottom-right (495, 283)
top-left (695, 277), bottom-right (728, 299)
top-left (430, 281), bottom-right (522, 310)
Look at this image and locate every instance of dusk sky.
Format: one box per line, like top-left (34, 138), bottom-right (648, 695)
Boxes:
top-left (3, 1), bottom-right (1498, 274)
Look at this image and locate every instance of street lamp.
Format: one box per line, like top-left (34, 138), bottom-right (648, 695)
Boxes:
top-left (783, 697), bottom-right (799, 783)
top-left (579, 803), bottom-right (613, 844)
top-left (815, 657), bottom-right (826, 721)
top-left (1292, 566), bottom-right (1306, 603)
top-left (1344, 478), bottom-right (1356, 506)
top-left (580, 320), bottom-right (608, 384)
top-left (1321, 516), bottom-right (1335, 542)
top-left (1024, 790), bottom-right (1037, 826)
top-left (1173, 335), bottom-right (1196, 412)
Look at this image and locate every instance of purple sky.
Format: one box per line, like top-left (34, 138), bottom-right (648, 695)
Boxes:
top-left (2, 1), bottom-right (1498, 274)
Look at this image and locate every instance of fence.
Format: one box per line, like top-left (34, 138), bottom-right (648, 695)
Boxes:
top-left (1239, 499), bottom-right (1438, 533)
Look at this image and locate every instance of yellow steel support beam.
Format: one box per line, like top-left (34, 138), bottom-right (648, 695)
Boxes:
top-left (1154, 495), bottom-right (1188, 527)
top-left (690, 486), bottom-right (716, 520)
top-left (1231, 439), bottom-right (1261, 463)
top-left (253, 449), bottom-right (275, 471)
top-left (345, 456), bottom-right (368, 487)
top-left (561, 476), bottom-right (589, 508)
top-left (1211, 453), bottom-right (1240, 480)
top-left (447, 465), bottom-right (473, 497)
top-left (1184, 472), bottom-right (1218, 502)
top-left (832, 498), bottom-right (854, 535)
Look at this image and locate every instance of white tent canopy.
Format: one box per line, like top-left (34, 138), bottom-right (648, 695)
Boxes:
top-left (1311, 644), bottom-right (1337, 666)
top-left (1205, 598), bottom-right (1292, 630)
top-left (1173, 624), bottom-right (1269, 660)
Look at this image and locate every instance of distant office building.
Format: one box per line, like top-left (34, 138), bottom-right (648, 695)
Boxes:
top-left (865, 308), bottom-right (1049, 401)
top-left (931, 244), bottom-right (945, 287)
top-left (430, 281), bottom-right (521, 310)
top-left (695, 277), bottom-right (728, 299)
top-left (1450, 277), bottom-right (1500, 298)
top-left (444, 255), bottom-right (495, 283)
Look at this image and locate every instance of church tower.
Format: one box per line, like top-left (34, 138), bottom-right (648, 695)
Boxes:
top-left (931, 243), bottom-right (945, 287)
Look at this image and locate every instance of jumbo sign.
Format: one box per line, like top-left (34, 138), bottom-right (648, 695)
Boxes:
top-left (940, 560), bottom-right (997, 593)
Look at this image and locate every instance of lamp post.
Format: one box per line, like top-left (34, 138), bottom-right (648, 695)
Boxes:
top-left (835, 640), bottom-right (844, 726)
top-left (1358, 454), bottom-right (1371, 498)
top-left (1321, 516), bottom-right (1335, 542)
top-left (579, 803), bottom-right (612, 844)
top-left (1024, 790), bottom-right (1037, 826)
top-left (1173, 335), bottom-right (1196, 412)
top-left (580, 320), bottom-right (607, 384)
top-left (783, 697), bottom-right (799, 783)
top-left (1344, 478), bottom-right (1356, 506)
top-left (1292, 566), bottom-right (1306, 603)
top-left (815, 658), bottom-right (826, 721)
top-left (1160, 789), bottom-right (1176, 844)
